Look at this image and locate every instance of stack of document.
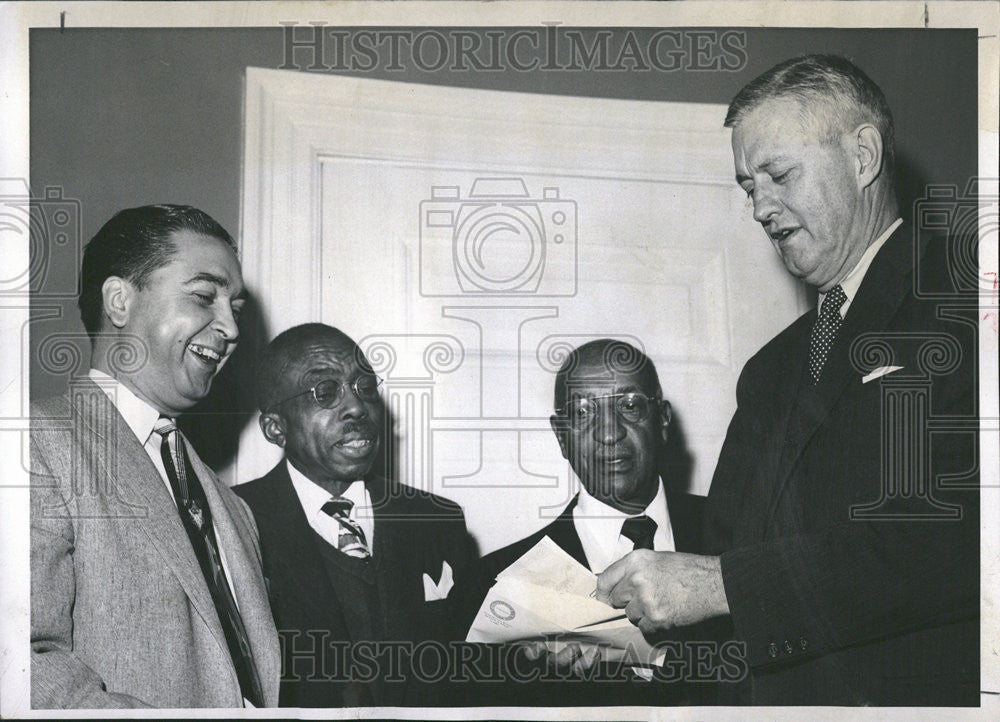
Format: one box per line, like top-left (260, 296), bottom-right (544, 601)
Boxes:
top-left (465, 536), bottom-right (664, 666)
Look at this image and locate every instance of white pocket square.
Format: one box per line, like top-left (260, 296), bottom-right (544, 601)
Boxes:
top-left (863, 365), bottom-right (904, 383)
top-left (422, 560), bottom-right (454, 601)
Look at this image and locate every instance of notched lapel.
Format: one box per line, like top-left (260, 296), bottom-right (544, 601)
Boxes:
top-left (546, 496), bottom-right (590, 570)
top-left (67, 382), bottom-right (231, 666)
top-left (188, 445), bottom-right (280, 697)
top-left (255, 467), bottom-right (342, 617)
top-left (765, 226), bottom-right (915, 527)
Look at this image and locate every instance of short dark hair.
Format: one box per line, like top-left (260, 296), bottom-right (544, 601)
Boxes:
top-left (724, 54), bottom-right (895, 175)
top-left (553, 339), bottom-right (661, 412)
top-left (255, 323), bottom-right (370, 413)
top-left (78, 204), bottom-right (236, 336)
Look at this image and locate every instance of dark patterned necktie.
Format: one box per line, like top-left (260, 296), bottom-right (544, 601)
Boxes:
top-left (152, 416), bottom-right (264, 707)
top-left (321, 497), bottom-right (371, 558)
top-left (809, 284), bottom-right (848, 384)
top-left (621, 515), bottom-right (657, 550)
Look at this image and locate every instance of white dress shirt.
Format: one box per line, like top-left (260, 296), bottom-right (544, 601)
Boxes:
top-left (286, 461), bottom-right (375, 554)
top-left (572, 479), bottom-right (675, 575)
top-left (573, 479), bottom-right (676, 677)
top-left (819, 217), bottom-right (902, 319)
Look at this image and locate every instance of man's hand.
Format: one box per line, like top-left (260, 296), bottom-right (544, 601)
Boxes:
top-left (595, 551), bottom-right (729, 636)
top-left (520, 640), bottom-right (603, 677)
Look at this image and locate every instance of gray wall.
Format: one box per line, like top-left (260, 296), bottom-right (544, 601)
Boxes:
top-left (28, 27), bottom-right (978, 464)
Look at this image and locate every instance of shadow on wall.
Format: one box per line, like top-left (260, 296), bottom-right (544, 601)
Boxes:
top-left (180, 291), bottom-right (266, 479)
top-left (659, 407), bottom-right (696, 496)
top-left (895, 152), bottom-right (930, 228)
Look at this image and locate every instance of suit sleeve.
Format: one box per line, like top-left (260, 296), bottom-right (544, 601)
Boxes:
top-left (706, 357), bottom-right (978, 671)
top-left (30, 438), bottom-right (151, 709)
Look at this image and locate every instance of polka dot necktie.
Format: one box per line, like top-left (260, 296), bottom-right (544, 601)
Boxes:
top-left (321, 497), bottom-right (371, 558)
top-left (620, 515), bottom-right (657, 550)
top-left (809, 284), bottom-right (848, 384)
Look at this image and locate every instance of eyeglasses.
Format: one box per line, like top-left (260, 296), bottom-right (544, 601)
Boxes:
top-left (273, 375), bottom-right (383, 411)
top-left (556, 391), bottom-right (665, 431)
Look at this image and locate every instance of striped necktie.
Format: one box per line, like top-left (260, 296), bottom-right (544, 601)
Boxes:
top-left (321, 497), bottom-right (371, 558)
top-left (152, 416), bottom-right (265, 707)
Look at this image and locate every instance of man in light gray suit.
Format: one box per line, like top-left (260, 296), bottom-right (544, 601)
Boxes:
top-left (30, 205), bottom-right (280, 708)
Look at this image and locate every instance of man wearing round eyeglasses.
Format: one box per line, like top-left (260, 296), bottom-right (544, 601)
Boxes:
top-left (452, 338), bottom-right (711, 706)
top-left (233, 323), bottom-right (476, 708)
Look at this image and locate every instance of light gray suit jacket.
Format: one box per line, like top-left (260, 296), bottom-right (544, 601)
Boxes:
top-left (30, 379), bottom-right (280, 708)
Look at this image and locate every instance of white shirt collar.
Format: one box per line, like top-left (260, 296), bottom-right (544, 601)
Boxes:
top-left (572, 478), bottom-right (674, 573)
top-left (87, 368), bottom-right (162, 444)
top-left (819, 217), bottom-right (902, 318)
top-left (285, 460), bottom-right (374, 548)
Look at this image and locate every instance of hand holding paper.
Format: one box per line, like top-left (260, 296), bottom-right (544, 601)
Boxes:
top-left (465, 537), bottom-right (665, 666)
top-left (595, 549), bottom-right (729, 636)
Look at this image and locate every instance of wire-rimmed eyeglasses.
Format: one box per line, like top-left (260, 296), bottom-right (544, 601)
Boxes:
top-left (556, 391), bottom-right (667, 431)
top-left (271, 375), bottom-right (383, 411)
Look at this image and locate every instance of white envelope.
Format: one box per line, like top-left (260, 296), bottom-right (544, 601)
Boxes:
top-left (465, 537), bottom-right (664, 666)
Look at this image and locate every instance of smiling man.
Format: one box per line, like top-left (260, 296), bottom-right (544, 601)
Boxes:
top-left (451, 338), bottom-right (710, 706)
top-left (233, 323), bottom-right (476, 708)
top-left (596, 55), bottom-right (979, 706)
top-left (30, 205), bottom-right (280, 708)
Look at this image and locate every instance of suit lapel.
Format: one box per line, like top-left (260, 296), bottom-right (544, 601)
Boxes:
top-left (370, 478), bottom-right (426, 640)
top-left (254, 464), bottom-right (342, 617)
top-left (750, 325), bottom-right (812, 525)
top-left (69, 381), bottom-right (229, 662)
top-left (187, 444), bottom-right (281, 702)
top-left (545, 496), bottom-right (590, 569)
top-left (765, 225), bottom-right (915, 526)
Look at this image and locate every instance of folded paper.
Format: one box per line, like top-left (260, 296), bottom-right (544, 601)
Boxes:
top-left (465, 537), bottom-right (664, 666)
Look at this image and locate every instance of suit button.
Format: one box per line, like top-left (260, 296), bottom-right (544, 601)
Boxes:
top-left (799, 637), bottom-right (808, 651)
top-left (783, 640), bottom-right (794, 655)
top-left (767, 642), bottom-right (778, 658)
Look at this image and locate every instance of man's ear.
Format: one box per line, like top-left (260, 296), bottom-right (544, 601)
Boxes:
top-left (658, 399), bottom-right (672, 444)
top-left (853, 124), bottom-right (884, 189)
top-left (550, 414), bottom-right (570, 460)
top-left (101, 276), bottom-right (133, 329)
top-left (259, 412), bottom-right (286, 448)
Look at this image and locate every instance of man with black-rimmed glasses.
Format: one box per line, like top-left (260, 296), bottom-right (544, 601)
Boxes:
top-left (451, 338), bottom-right (712, 706)
top-left (234, 323), bottom-right (476, 708)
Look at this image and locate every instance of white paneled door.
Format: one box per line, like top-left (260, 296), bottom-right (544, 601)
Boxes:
top-left (239, 68), bottom-right (808, 554)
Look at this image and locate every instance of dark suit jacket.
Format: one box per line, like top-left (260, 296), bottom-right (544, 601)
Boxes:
top-left (450, 486), bottom-right (720, 706)
top-left (234, 462), bottom-right (477, 708)
top-left (704, 225), bottom-right (979, 705)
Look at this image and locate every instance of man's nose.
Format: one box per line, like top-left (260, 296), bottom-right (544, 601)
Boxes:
top-left (338, 384), bottom-right (368, 419)
top-left (214, 305), bottom-right (240, 343)
top-left (751, 186), bottom-right (781, 224)
top-left (594, 405), bottom-right (625, 444)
